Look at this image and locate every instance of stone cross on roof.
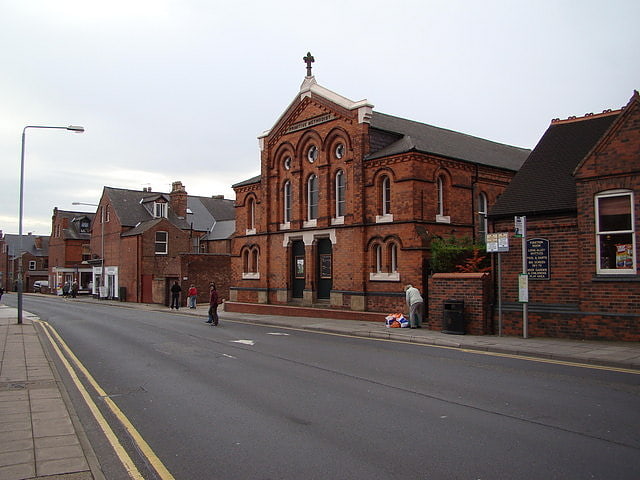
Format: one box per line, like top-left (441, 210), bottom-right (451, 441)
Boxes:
top-left (303, 52), bottom-right (315, 77)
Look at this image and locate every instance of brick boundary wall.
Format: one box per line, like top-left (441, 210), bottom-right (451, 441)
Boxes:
top-left (427, 273), bottom-right (493, 335)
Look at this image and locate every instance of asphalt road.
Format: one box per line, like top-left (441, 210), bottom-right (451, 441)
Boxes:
top-left (14, 295), bottom-right (640, 480)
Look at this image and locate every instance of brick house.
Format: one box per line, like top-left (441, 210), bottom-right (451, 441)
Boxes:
top-left (48, 208), bottom-right (95, 294)
top-left (489, 91), bottom-right (640, 341)
top-left (0, 232), bottom-right (49, 292)
top-left (230, 64), bottom-right (530, 314)
top-left (90, 181), bottom-right (235, 305)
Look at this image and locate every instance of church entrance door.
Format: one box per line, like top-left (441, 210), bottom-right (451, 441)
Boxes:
top-left (316, 238), bottom-right (332, 300)
top-left (291, 240), bottom-right (305, 299)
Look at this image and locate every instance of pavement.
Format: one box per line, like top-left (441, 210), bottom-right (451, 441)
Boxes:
top-left (1, 294), bottom-right (639, 480)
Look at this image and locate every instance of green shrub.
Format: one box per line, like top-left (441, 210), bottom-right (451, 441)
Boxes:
top-left (430, 236), bottom-right (489, 273)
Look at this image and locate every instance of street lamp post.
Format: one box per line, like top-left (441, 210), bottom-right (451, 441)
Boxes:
top-left (18, 125), bottom-right (84, 324)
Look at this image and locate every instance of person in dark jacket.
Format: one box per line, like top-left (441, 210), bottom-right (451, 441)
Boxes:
top-left (170, 281), bottom-right (182, 309)
top-left (205, 282), bottom-right (220, 325)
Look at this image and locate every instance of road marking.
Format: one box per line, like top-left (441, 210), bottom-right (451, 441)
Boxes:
top-left (37, 320), bottom-right (145, 479)
top-left (228, 319), bottom-right (640, 375)
top-left (231, 339), bottom-right (255, 345)
top-left (267, 332), bottom-right (290, 336)
top-left (38, 320), bottom-right (176, 480)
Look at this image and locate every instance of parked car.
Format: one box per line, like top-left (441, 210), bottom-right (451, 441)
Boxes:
top-left (32, 280), bottom-right (49, 293)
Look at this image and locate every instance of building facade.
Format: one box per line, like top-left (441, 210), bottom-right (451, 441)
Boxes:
top-left (489, 92), bottom-right (640, 341)
top-left (0, 232), bottom-right (49, 292)
top-left (48, 208), bottom-right (95, 294)
top-left (90, 181), bottom-right (235, 304)
top-left (230, 63), bottom-right (530, 314)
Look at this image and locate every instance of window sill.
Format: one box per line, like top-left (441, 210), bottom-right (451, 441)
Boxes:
top-left (592, 274), bottom-right (640, 282)
top-left (303, 219), bottom-right (317, 228)
top-left (331, 216), bottom-right (345, 225)
top-left (436, 215), bottom-right (450, 224)
top-left (246, 228), bottom-right (256, 235)
top-left (242, 272), bottom-right (260, 280)
top-left (369, 272), bottom-right (400, 282)
top-left (375, 214), bottom-right (393, 223)
top-left (279, 222), bottom-right (291, 230)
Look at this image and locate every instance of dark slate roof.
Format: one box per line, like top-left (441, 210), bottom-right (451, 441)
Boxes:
top-left (3, 234), bottom-right (50, 258)
top-left (105, 187), bottom-right (235, 240)
top-left (232, 175), bottom-right (261, 189)
top-left (55, 210), bottom-right (95, 240)
top-left (489, 112), bottom-right (620, 218)
top-left (367, 112), bottom-right (531, 170)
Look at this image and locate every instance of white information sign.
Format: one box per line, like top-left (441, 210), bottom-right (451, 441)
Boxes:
top-left (518, 274), bottom-right (529, 303)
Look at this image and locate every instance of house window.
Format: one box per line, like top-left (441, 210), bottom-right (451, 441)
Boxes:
top-left (29, 260), bottom-right (36, 271)
top-left (375, 244), bottom-right (383, 273)
top-left (596, 191), bottom-right (635, 274)
top-left (82, 244), bottom-right (91, 261)
top-left (242, 246), bottom-right (260, 279)
top-left (389, 242), bottom-right (398, 273)
top-left (154, 201), bottom-right (167, 218)
top-left (335, 170), bottom-right (346, 218)
top-left (246, 197), bottom-right (256, 234)
top-left (437, 176), bottom-right (444, 216)
top-left (376, 175), bottom-right (393, 223)
top-left (79, 219), bottom-right (90, 233)
top-left (155, 231), bottom-right (168, 255)
top-left (283, 181), bottom-right (292, 225)
top-left (370, 241), bottom-right (400, 281)
top-left (478, 192), bottom-right (488, 242)
top-left (307, 145), bottom-right (318, 163)
top-left (308, 174), bottom-right (318, 221)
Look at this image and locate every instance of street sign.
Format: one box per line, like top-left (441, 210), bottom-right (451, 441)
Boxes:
top-left (514, 216), bottom-right (526, 238)
top-left (518, 274), bottom-right (529, 303)
top-left (486, 232), bottom-right (510, 253)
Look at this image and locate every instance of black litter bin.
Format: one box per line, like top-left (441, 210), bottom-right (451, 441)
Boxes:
top-left (442, 299), bottom-right (465, 334)
top-left (119, 286), bottom-right (126, 302)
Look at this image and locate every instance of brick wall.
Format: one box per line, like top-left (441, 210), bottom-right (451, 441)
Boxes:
top-left (428, 273), bottom-right (492, 335)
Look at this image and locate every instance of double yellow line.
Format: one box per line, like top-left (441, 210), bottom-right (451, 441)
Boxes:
top-left (38, 320), bottom-right (175, 480)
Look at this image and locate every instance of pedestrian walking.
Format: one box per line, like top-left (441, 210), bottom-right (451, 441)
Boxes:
top-left (404, 284), bottom-right (424, 329)
top-left (0, 286), bottom-right (4, 301)
top-left (187, 284), bottom-right (198, 309)
top-left (62, 282), bottom-right (70, 298)
top-left (205, 282), bottom-right (220, 325)
top-left (71, 281), bottom-right (79, 298)
top-left (170, 281), bottom-right (182, 309)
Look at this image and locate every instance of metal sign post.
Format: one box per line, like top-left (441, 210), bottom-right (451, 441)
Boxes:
top-left (486, 233), bottom-right (509, 336)
top-left (515, 216), bottom-right (528, 338)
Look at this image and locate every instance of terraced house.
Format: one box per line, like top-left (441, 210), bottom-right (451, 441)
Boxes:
top-left (230, 57), bottom-right (530, 315)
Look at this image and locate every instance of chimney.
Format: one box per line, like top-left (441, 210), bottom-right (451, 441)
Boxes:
top-left (170, 181), bottom-right (188, 218)
top-left (34, 236), bottom-right (42, 249)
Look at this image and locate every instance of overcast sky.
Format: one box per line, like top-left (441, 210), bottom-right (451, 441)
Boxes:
top-left (1, 0), bottom-right (638, 236)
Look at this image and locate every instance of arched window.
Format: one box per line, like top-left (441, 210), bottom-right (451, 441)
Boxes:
top-left (478, 192), bottom-right (488, 242)
top-left (283, 181), bottom-right (292, 224)
top-left (308, 174), bottom-right (318, 220)
top-left (243, 250), bottom-right (250, 272)
top-left (382, 176), bottom-right (391, 215)
top-left (251, 249), bottom-right (259, 273)
top-left (335, 170), bottom-right (346, 218)
top-left (375, 244), bottom-right (383, 273)
top-left (389, 242), bottom-right (398, 273)
top-left (437, 176), bottom-right (444, 216)
top-left (246, 197), bottom-right (256, 234)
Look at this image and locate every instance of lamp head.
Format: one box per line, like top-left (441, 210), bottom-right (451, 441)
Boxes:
top-left (67, 125), bottom-right (85, 133)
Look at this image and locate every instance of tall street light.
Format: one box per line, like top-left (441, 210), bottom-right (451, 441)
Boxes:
top-left (18, 125), bottom-right (85, 324)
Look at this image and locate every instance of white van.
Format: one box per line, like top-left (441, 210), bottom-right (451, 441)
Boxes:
top-left (32, 280), bottom-right (49, 293)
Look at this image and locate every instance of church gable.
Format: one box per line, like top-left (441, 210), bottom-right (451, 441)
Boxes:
top-left (574, 91), bottom-right (640, 180)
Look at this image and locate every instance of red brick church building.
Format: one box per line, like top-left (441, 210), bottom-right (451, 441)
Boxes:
top-left (230, 55), bottom-right (530, 314)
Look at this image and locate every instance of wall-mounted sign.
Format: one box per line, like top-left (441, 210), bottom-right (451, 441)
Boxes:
top-left (285, 113), bottom-right (337, 134)
top-left (320, 254), bottom-right (332, 279)
top-left (514, 216), bottom-right (526, 238)
top-left (527, 238), bottom-right (550, 280)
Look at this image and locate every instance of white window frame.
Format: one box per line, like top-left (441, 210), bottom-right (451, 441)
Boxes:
top-left (305, 174), bottom-right (318, 226)
top-left (334, 169), bottom-right (346, 223)
top-left (478, 192), bottom-right (488, 242)
top-left (154, 202), bottom-right (167, 219)
top-left (376, 175), bottom-right (394, 223)
top-left (595, 190), bottom-right (636, 275)
top-left (281, 181), bottom-right (292, 230)
top-left (29, 260), bottom-right (36, 271)
top-left (155, 231), bottom-right (168, 255)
